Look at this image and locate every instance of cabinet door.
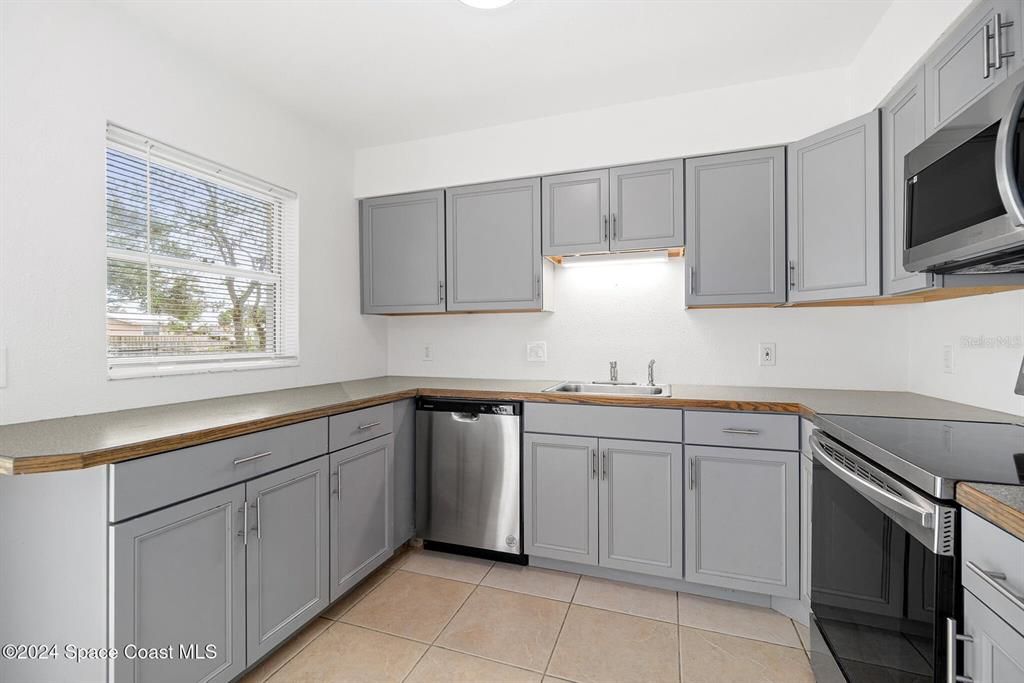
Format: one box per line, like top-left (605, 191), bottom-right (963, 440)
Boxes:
top-left (446, 178), bottom-right (543, 311)
top-left (685, 148), bottom-right (786, 306)
top-left (609, 160), bottom-right (684, 251)
top-left (110, 485), bottom-right (246, 683)
top-left (685, 446), bottom-right (798, 597)
top-left (787, 110), bottom-right (881, 302)
top-left (882, 68), bottom-right (938, 295)
top-left (330, 435), bottom-right (392, 601)
top-left (245, 457), bottom-right (329, 664)
top-left (542, 169), bottom-right (610, 256)
top-left (360, 191), bottom-right (446, 314)
top-left (523, 433), bottom-right (599, 566)
top-left (926, 0), bottom-right (1023, 135)
top-left (963, 590), bottom-right (1024, 683)
top-left (599, 439), bottom-right (683, 579)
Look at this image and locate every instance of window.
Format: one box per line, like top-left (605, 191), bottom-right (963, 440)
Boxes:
top-left (105, 125), bottom-right (298, 378)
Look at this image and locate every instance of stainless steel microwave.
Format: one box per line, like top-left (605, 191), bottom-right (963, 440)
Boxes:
top-left (904, 69), bottom-right (1024, 274)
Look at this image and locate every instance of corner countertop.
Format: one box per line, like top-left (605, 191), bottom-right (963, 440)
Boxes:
top-left (957, 482), bottom-right (1024, 542)
top-left (1, 376), bottom-right (1021, 475)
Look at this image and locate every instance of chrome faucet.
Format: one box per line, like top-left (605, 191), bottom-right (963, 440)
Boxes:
top-left (648, 359), bottom-right (656, 386)
top-left (609, 361), bottom-right (618, 383)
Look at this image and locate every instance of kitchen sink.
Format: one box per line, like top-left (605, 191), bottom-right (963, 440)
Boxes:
top-left (542, 381), bottom-right (672, 397)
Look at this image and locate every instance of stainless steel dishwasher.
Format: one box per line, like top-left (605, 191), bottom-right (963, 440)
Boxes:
top-left (415, 398), bottom-right (523, 561)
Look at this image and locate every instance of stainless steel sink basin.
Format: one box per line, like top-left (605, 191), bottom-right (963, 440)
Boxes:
top-left (542, 381), bottom-right (672, 397)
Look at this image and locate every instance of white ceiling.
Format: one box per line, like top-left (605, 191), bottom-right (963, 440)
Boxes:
top-left (111, 0), bottom-right (894, 148)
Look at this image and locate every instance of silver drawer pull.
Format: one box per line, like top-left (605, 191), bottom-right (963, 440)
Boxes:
top-left (966, 560), bottom-right (1024, 611)
top-left (357, 421), bottom-right (383, 430)
top-left (233, 451), bottom-right (272, 466)
top-left (722, 428), bottom-right (760, 436)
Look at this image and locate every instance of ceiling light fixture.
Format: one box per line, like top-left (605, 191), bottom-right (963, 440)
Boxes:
top-left (560, 250), bottom-right (670, 268)
top-left (458, 0), bottom-right (515, 8)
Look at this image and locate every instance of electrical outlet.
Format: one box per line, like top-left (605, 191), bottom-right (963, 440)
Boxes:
top-left (422, 344), bottom-right (433, 362)
top-left (943, 344), bottom-right (954, 374)
top-left (526, 341), bottom-right (547, 362)
top-left (759, 342), bottom-right (776, 367)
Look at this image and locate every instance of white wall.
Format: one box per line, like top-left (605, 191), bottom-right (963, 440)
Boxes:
top-left (0, 2), bottom-right (387, 425)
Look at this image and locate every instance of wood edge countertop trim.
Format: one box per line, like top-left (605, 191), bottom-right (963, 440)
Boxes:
top-left (0, 387), bottom-right (810, 476)
top-left (957, 482), bottom-right (1024, 543)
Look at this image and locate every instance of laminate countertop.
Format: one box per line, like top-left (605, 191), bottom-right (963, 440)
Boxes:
top-left (1, 376), bottom-right (1021, 475)
top-left (958, 482), bottom-right (1024, 542)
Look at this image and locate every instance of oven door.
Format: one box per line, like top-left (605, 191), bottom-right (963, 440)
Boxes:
top-left (809, 432), bottom-right (958, 683)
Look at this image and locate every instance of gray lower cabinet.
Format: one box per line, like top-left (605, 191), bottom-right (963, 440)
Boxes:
top-left (800, 451), bottom-right (813, 605)
top-left (392, 398), bottom-right (416, 548)
top-left (542, 169), bottom-right (610, 256)
top-left (787, 110), bottom-right (881, 303)
top-left (882, 67), bottom-right (937, 295)
top-left (599, 439), bottom-right (683, 579)
top-left (963, 589), bottom-right (1024, 682)
top-left (925, 0), bottom-right (1023, 136)
top-left (360, 190), bottom-right (446, 314)
top-left (330, 434), bottom-right (392, 600)
top-left (245, 457), bottom-right (329, 664)
top-left (445, 178), bottom-right (543, 311)
top-left (609, 160), bottom-right (684, 251)
top-left (523, 433), bottom-right (599, 566)
top-left (685, 445), bottom-right (799, 597)
top-left (684, 147), bottom-right (786, 306)
top-left (110, 484), bottom-right (247, 683)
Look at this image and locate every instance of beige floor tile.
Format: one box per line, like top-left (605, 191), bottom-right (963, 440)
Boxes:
top-left (400, 549), bottom-right (494, 584)
top-left (572, 575), bottom-right (676, 623)
top-left (481, 564), bottom-right (580, 602)
top-left (437, 586), bottom-right (568, 672)
top-left (321, 565), bottom-right (395, 621)
top-left (341, 570), bottom-right (474, 643)
top-left (405, 647), bottom-right (542, 683)
top-left (267, 622), bottom-right (425, 683)
top-left (239, 617), bottom-right (332, 682)
top-left (794, 621), bottom-right (810, 650)
top-left (676, 592), bottom-right (802, 648)
top-left (547, 605), bottom-right (679, 683)
top-left (678, 625), bottom-right (813, 683)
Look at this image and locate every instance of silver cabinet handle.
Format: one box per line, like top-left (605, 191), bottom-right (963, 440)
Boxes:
top-left (331, 471), bottom-right (340, 497)
top-left (535, 275), bottom-right (541, 299)
top-left (601, 451), bottom-right (607, 480)
top-left (439, 280), bottom-right (445, 303)
top-left (722, 428), bottom-right (760, 436)
top-left (946, 617), bottom-right (974, 683)
top-left (985, 20), bottom-right (994, 78)
top-left (233, 451), bottom-right (272, 466)
top-left (689, 267), bottom-right (696, 295)
top-left (591, 448), bottom-right (597, 479)
top-left (603, 215), bottom-right (609, 242)
top-left (689, 457), bottom-right (696, 490)
top-left (611, 213), bottom-right (617, 241)
top-left (357, 421), bottom-right (382, 430)
top-left (966, 560), bottom-right (1024, 610)
top-left (995, 13), bottom-right (1015, 69)
top-left (256, 497), bottom-right (262, 541)
top-left (788, 261), bottom-right (796, 289)
top-left (239, 504), bottom-right (248, 545)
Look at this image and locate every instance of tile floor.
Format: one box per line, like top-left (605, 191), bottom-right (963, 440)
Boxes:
top-left (242, 547), bottom-right (814, 683)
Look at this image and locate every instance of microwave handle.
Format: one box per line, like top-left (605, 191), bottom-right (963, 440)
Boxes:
top-left (995, 78), bottom-right (1024, 226)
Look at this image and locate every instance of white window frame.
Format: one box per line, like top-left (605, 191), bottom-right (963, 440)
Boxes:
top-left (105, 124), bottom-right (299, 379)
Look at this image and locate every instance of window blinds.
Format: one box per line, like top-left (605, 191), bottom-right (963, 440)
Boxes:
top-left (105, 124), bottom-right (298, 375)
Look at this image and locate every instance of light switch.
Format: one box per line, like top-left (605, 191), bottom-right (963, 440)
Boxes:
top-left (526, 341), bottom-right (547, 362)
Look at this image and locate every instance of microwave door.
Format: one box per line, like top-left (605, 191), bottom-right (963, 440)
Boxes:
top-left (996, 78), bottom-right (1024, 227)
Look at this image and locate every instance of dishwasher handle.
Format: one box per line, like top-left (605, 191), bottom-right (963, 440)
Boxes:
top-left (451, 412), bottom-right (480, 423)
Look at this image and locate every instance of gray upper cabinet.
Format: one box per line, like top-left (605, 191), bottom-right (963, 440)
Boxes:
top-left (360, 191), bottom-right (446, 314)
top-left (542, 169), bottom-right (610, 256)
top-left (963, 589), bottom-right (1024, 683)
top-left (523, 433), bottom-right (599, 566)
top-left (609, 160), bottom-right (685, 251)
top-left (330, 434), bottom-right (392, 601)
top-left (599, 439), bottom-right (683, 579)
top-left (110, 484), bottom-right (246, 683)
top-left (925, 0), bottom-right (1023, 135)
top-left (685, 445), bottom-right (799, 597)
top-left (684, 148), bottom-right (786, 306)
top-left (445, 178), bottom-right (543, 311)
top-left (787, 110), bottom-right (881, 302)
top-left (882, 67), bottom-right (937, 295)
top-left (245, 457), bottom-right (329, 665)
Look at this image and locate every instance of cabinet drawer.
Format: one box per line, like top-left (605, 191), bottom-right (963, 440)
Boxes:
top-left (110, 418), bottom-right (328, 522)
top-left (524, 403), bottom-right (681, 442)
top-left (963, 510), bottom-right (1024, 635)
top-left (684, 411), bottom-right (798, 451)
top-left (329, 404), bottom-right (394, 452)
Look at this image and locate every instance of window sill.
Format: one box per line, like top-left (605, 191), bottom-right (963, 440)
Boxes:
top-left (108, 356), bottom-right (299, 380)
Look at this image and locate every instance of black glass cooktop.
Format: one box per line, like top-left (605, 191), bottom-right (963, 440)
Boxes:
top-left (814, 414), bottom-right (1024, 500)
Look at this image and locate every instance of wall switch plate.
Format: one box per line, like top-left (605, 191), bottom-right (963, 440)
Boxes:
top-left (526, 341), bottom-right (547, 362)
top-left (422, 344), bottom-right (433, 362)
top-left (759, 342), bottom-right (776, 367)
top-left (943, 344), bottom-right (954, 374)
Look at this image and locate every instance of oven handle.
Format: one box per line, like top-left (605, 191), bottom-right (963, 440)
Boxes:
top-left (810, 434), bottom-right (935, 529)
top-left (995, 77), bottom-right (1024, 227)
